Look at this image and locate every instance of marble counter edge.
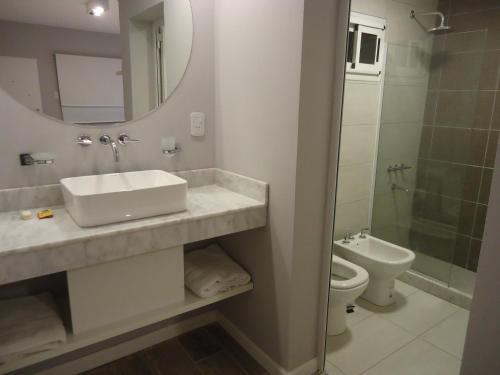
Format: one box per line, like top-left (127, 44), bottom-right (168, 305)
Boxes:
top-left (0, 201), bottom-right (266, 257)
top-left (0, 204), bottom-right (267, 286)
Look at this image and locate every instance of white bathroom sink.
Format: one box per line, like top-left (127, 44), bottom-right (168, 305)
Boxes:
top-left (61, 170), bottom-right (187, 227)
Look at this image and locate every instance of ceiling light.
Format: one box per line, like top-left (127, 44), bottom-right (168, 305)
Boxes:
top-left (87, 0), bottom-right (109, 17)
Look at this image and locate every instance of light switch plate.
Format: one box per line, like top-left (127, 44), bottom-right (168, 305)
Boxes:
top-left (190, 112), bottom-right (205, 137)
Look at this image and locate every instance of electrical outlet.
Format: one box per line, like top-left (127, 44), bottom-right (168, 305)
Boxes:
top-left (190, 112), bottom-right (205, 137)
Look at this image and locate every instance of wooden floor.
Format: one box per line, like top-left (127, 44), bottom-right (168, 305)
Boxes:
top-left (83, 323), bottom-right (268, 375)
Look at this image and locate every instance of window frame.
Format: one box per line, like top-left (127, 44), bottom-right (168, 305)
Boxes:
top-left (347, 12), bottom-right (386, 81)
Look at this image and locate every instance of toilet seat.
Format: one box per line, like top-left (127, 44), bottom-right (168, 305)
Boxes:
top-left (330, 255), bottom-right (369, 290)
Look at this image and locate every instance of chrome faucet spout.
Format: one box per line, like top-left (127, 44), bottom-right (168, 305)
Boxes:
top-left (110, 139), bottom-right (119, 162)
top-left (99, 134), bottom-right (120, 162)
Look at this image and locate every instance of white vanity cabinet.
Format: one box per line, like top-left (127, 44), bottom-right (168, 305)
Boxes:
top-left (67, 246), bottom-right (184, 334)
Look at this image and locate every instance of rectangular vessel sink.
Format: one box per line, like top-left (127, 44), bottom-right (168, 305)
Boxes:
top-left (61, 170), bottom-right (187, 227)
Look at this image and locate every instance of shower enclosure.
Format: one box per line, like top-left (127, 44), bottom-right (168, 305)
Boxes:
top-left (371, 1), bottom-right (499, 296)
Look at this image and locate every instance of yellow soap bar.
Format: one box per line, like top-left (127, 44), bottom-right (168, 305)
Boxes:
top-left (37, 209), bottom-right (54, 219)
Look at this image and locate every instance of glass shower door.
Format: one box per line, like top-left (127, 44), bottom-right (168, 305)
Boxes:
top-left (372, 24), bottom-right (496, 294)
top-left (371, 35), bottom-right (457, 284)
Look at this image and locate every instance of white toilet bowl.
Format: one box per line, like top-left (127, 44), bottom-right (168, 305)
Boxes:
top-left (328, 255), bottom-right (369, 335)
top-left (335, 234), bottom-right (415, 306)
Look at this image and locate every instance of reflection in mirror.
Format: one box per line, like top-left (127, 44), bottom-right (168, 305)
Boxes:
top-left (0, 0), bottom-right (193, 125)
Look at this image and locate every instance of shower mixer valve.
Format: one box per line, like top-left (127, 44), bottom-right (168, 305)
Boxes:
top-left (387, 163), bottom-right (412, 173)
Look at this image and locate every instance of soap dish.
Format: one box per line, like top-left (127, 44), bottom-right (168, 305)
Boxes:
top-left (162, 146), bottom-right (182, 157)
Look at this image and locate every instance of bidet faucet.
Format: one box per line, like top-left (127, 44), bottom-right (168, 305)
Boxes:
top-left (359, 228), bottom-right (370, 238)
top-left (342, 232), bottom-right (355, 244)
top-left (99, 134), bottom-right (119, 162)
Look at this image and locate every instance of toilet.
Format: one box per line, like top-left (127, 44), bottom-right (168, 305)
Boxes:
top-left (328, 255), bottom-right (369, 336)
top-left (335, 233), bottom-right (415, 306)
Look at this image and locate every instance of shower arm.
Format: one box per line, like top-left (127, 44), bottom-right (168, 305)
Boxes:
top-left (416, 11), bottom-right (446, 18)
top-left (410, 10), bottom-right (447, 28)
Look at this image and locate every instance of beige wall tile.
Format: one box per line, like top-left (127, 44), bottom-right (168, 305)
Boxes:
top-left (337, 162), bottom-right (374, 204)
top-left (334, 198), bottom-right (371, 239)
top-left (343, 81), bottom-right (381, 126)
top-left (339, 125), bottom-right (378, 166)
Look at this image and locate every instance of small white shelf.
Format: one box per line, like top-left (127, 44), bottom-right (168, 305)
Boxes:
top-left (1, 284), bottom-right (253, 373)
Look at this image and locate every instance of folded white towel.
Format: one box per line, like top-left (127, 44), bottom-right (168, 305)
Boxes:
top-left (185, 244), bottom-right (251, 298)
top-left (0, 293), bottom-right (67, 366)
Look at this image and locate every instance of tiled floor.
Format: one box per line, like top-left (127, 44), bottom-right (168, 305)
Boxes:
top-left (83, 323), bottom-right (268, 375)
top-left (325, 280), bottom-right (469, 375)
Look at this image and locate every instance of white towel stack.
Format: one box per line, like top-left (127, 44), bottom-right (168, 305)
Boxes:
top-left (0, 293), bottom-right (67, 366)
top-left (184, 244), bottom-right (251, 298)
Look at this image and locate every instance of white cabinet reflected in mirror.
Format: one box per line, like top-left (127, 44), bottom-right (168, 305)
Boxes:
top-left (0, 0), bottom-right (193, 125)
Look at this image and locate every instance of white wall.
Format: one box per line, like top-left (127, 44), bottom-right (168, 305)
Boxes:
top-left (0, 0), bottom-right (214, 189)
top-left (214, 0), bottom-right (343, 370)
top-left (460, 142), bottom-right (500, 374)
top-left (213, 0), bottom-right (303, 367)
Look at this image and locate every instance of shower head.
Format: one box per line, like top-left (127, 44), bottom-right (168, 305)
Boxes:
top-left (428, 25), bottom-right (452, 33)
top-left (410, 10), bottom-right (452, 33)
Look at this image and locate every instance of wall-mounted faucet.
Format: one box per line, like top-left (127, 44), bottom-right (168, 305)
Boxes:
top-left (118, 133), bottom-right (139, 145)
top-left (100, 135), bottom-right (119, 162)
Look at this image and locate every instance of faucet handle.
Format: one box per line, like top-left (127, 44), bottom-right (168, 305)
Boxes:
top-left (342, 232), bottom-right (354, 244)
top-left (76, 135), bottom-right (92, 147)
top-left (99, 134), bottom-right (112, 145)
top-left (359, 228), bottom-right (370, 238)
top-left (118, 133), bottom-right (139, 145)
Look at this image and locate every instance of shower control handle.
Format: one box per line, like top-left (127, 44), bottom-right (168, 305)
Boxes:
top-left (391, 183), bottom-right (409, 193)
top-left (387, 163), bottom-right (412, 172)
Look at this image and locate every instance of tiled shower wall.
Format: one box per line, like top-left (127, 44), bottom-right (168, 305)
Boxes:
top-left (370, 0), bottom-right (437, 250)
top-left (414, 0), bottom-right (500, 272)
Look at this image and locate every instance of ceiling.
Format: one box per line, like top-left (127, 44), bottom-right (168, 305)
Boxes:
top-left (0, 0), bottom-right (120, 34)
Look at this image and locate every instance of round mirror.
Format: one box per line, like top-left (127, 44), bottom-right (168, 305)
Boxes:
top-left (0, 0), bottom-right (193, 125)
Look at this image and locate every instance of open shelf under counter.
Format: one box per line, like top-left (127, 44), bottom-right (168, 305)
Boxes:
top-left (1, 283), bottom-right (253, 373)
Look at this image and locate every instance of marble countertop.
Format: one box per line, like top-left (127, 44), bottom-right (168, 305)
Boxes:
top-left (0, 172), bottom-right (268, 286)
top-left (0, 185), bottom-right (264, 258)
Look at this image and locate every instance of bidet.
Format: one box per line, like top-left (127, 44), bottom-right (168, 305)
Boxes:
top-left (335, 233), bottom-right (415, 306)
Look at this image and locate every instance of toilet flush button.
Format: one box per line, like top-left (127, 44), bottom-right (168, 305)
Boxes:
top-left (190, 112), bottom-right (205, 137)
